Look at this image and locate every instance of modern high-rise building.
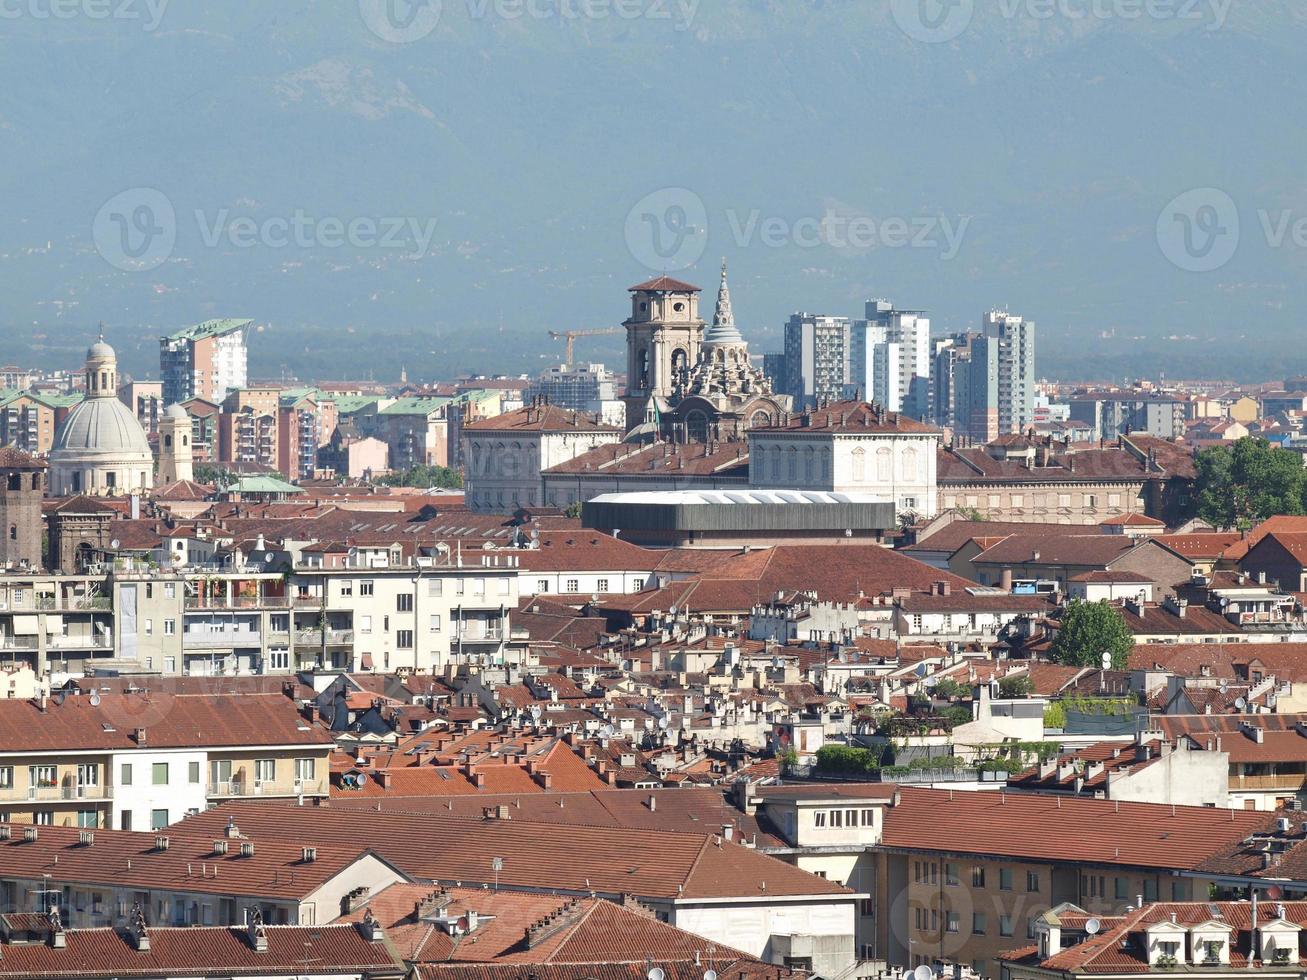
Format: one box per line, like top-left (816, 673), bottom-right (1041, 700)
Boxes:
top-left (526, 362), bottom-right (624, 427)
top-left (929, 310), bottom-right (1037, 441)
top-left (782, 313), bottom-right (853, 407)
top-left (930, 333), bottom-right (999, 443)
top-left (160, 319), bottom-right (252, 407)
top-left (982, 309), bottom-right (1036, 434)
top-left (851, 300), bottom-right (930, 418)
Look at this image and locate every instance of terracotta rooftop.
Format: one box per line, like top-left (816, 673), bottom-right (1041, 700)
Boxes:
top-left (463, 404), bottom-right (619, 433)
top-left (751, 400), bottom-right (940, 435)
top-left (629, 275), bottom-right (701, 292)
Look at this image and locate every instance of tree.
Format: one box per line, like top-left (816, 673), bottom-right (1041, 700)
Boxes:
top-left (375, 464), bottom-right (463, 490)
top-left (998, 674), bottom-right (1034, 699)
top-left (1049, 599), bottom-right (1135, 670)
top-left (1194, 437), bottom-right (1306, 530)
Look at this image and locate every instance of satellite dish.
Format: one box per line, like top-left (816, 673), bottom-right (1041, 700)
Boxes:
top-left (53, 692), bottom-right (65, 706)
top-left (1219, 681), bottom-right (1230, 695)
top-left (916, 663), bottom-right (928, 677)
top-left (913, 965), bottom-right (935, 980)
top-left (1100, 652), bottom-right (1112, 670)
top-left (1085, 918), bottom-right (1101, 935)
top-left (1267, 885), bottom-right (1285, 901)
top-left (704, 972), bottom-right (718, 980)
top-left (923, 675), bottom-right (938, 690)
top-left (109, 538), bottom-right (121, 550)
top-left (89, 693), bottom-right (101, 707)
top-left (263, 552), bottom-right (275, 563)
top-left (658, 718), bottom-right (669, 731)
top-left (648, 969), bottom-right (666, 980)
top-left (1236, 697), bottom-right (1248, 710)
top-left (601, 724), bottom-right (617, 738)
top-left (530, 705), bottom-right (543, 720)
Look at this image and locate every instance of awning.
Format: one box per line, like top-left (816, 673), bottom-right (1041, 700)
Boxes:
top-left (43, 615), bottom-right (63, 632)
top-left (359, 653), bottom-right (374, 670)
top-left (12, 615), bottom-right (39, 633)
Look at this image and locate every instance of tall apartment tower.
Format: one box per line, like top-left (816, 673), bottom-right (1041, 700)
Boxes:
top-left (622, 276), bottom-right (705, 432)
top-left (0, 447), bottom-right (46, 570)
top-left (853, 300), bottom-right (930, 418)
top-left (982, 310), bottom-right (1036, 434)
top-left (156, 404), bottom-right (194, 485)
top-left (160, 319), bottom-right (252, 407)
top-left (782, 313), bottom-right (853, 408)
top-left (930, 333), bottom-right (999, 443)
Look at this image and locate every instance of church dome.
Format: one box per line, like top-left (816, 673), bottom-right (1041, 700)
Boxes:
top-left (163, 402), bottom-right (189, 420)
top-left (87, 339), bottom-right (115, 360)
top-left (54, 397), bottom-right (152, 455)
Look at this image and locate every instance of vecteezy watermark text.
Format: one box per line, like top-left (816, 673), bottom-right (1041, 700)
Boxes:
top-left (359, 0), bottom-right (696, 44)
top-left (0, 0), bottom-right (169, 30)
top-left (92, 188), bottom-right (439, 272)
top-left (890, 0), bottom-right (1230, 44)
top-left (623, 186), bottom-right (971, 272)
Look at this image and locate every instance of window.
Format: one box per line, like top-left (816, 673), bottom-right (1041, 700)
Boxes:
top-left (973, 913), bottom-right (987, 935)
top-left (1027, 870), bottom-right (1040, 892)
top-left (397, 629), bottom-right (414, 649)
top-left (339, 581), bottom-right (353, 597)
top-left (152, 763), bottom-right (169, 785)
top-left (1058, 493), bottom-right (1071, 508)
top-left (121, 763), bottom-right (132, 786)
top-left (498, 577), bottom-right (511, 595)
top-left (151, 808), bottom-right (168, 830)
top-left (269, 649), bottom-right (289, 670)
top-left (815, 811), bottom-right (827, 828)
top-left (1011, 494), bottom-right (1024, 508)
top-left (144, 618), bottom-right (153, 635)
top-left (360, 580), bottom-right (374, 597)
top-left (427, 578), bottom-right (443, 596)
top-left (77, 810), bottom-right (98, 828)
top-left (145, 584), bottom-right (152, 599)
top-left (537, 579), bottom-right (549, 593)
top-left (1085, 494), bottom-right (1097, 508)
top-left (188, 761), bottom-right (200, 784)
top-left (1109, 493), bottom-right (1122, 508)
top-left (1000, 915), bottom-right (1014, 938)
top-left (429, 614), bottom-right (442, 632)
top-left (294, 758), bottom-right (316, 781)
top-left (632, 578), bottom-right (644, 591)
top-left (33, 810), bottom-right (53, 825)
top-left (945, 862), bottom-right (959, 886)
top-left (0, 766), bottom-right (11, 789)
top-left (971, 866), bottom-right (985, 888)
top-left (396, 593), bottom-right (413, 612)
top-left (254, 759), bottom-right (275, 783)
top-left (360, 615), bottom-right (372, 634)
top-left (163, 583), bottom-right (175, 599)
top-left (163, 619), bottom-right (175, 635)
top-left (1028, 916), bottom-right (1039, 939)
top-left (1115, 877), bottom-right (1129, 900)
top-left (597, 578), bottom-right (609, 592)
top-left (946, 911), bottom-right (960, 934)
top-left (565, 579), bottom-right (579, 593)
top-left (29, 765), bottom-right (57, 788)
top-left (999, 867), bottom-right (1014, 890)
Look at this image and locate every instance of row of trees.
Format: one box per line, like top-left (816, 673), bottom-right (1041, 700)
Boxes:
top-left (1193, 437), bottom-right (1306, 530)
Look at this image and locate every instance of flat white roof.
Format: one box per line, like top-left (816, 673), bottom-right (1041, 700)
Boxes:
top-left (587, 489), bottom-right (890, 506)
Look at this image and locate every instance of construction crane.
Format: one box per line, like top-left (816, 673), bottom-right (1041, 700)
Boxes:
top-left (548, 327), bottom-right (623, 368)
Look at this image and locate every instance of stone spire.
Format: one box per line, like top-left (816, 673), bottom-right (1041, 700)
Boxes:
top-left (703, 257), bottom-right (745, 347)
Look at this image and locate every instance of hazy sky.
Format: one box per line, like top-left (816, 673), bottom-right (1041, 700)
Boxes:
top-left (0, 0), bottom-right (1304, 382)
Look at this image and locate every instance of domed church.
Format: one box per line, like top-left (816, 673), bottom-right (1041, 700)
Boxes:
top-left (48, 336), bottom-right (154, 497)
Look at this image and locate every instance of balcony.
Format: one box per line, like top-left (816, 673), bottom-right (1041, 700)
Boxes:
top-left (183, 631), bottom-right (262, 649)
top-left (456, 627), bottom-right (504, 644)
top-left (1233, 773), bottom-right (1307, 792)
top-left (207, 779), bottom-right (328, 799)
top-left (7, 783), bottom-right (113, 802)
top-left (293, 596), bottom-right (323, 609)
top-left (46, 634), bottom-right (113, 650)
top-left (185, 595), bottom-right (289, 610)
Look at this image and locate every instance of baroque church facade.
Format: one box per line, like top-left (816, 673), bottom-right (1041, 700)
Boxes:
top-left (622, 262), bottom-right (791, 441)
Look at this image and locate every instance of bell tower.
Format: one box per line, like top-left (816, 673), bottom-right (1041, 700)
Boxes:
top-left (622, 275), bottom-right (705, 432)
top-left (157, 404), bottom-right (194, 484)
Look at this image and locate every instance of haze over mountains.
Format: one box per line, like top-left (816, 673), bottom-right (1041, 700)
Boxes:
top-left (1, 0), bottom-right (1304, 382)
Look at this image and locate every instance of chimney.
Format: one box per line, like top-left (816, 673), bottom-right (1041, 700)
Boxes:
top-left (647, 795), bottom-right (657, 812)
top-left (358, 908), bottom-right (385, 942)
top-left (1000, 568), bottom-right (1013, 592)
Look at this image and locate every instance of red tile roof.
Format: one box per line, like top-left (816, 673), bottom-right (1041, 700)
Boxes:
top-left (629, 275), bottom-right (701, 292)
top-left (751, 400), bottom-right (940, 435)
top-left (463, 405), bottom-right (619, 433)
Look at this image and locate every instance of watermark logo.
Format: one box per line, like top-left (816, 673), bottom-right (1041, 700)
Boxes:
top-left (624, 187), bottom-right (708, 273)
top-left (1156, 187), bottom-right (1240, 272)
top-left (0, 0), bottom-right (170, 31)
top-left (890, 0), bottom-right (975, 43)
top-left (93, 187), bottom-right (176, 272)
top-left (359, 0), bottom-right (443, 43)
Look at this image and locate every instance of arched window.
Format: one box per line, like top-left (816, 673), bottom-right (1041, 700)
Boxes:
top-left (902, 446), bottom-right (919, 482)
top-left (770, 448), bottom-right (781, 483)
top-left (787, 447), bottom-right (798, 482)
top-left (8, 525), bottom-right (16, 540)
top-left (851, 447), bottom-right (866, 483)
top-left (164, 435), bottom-right (172, 449)
top-left (876, 447), bottom-right (892, 482)
top-left (671, 349), bottom-right (689, 389)
top-left (686, 410), bottom-right (709, 442)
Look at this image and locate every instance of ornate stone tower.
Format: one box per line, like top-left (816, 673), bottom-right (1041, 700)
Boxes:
top-left (0, 447), bottom-right (46, 570)
top-left (156, 403), bottom-right (194, 484)
top-left (622, 275), bottom-right (705, 433)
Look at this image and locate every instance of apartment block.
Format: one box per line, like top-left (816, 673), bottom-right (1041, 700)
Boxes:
top-left (782, 313), bottom-right (854, 407)
top-left (160, 319), bottom-right (251, 407)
